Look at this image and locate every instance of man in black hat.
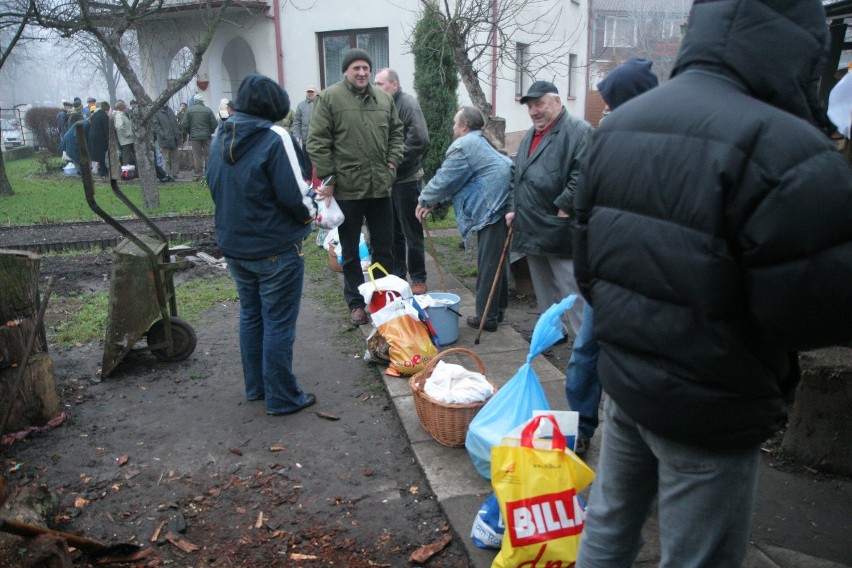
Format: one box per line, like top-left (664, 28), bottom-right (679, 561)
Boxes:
top-left (56, 101), bottom-right (72, 138)
top-left (505, 80), bottom-right (592, 336)
top-left (307, 48), bottom-right (404, 326)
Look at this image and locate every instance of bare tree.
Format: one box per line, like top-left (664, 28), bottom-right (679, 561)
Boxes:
top-left (0, 0), bottom-right (37, 197)
top-left (415, 0), bottom-right (583, 138)
top-left (590, 0), bottom-right (691, 83)
top-left (65, 31), bottom-right (138, 105)
top-left (30, 0), bottom-right (237, 208)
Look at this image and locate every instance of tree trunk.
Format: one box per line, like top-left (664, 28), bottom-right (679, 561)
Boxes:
top-left (0, 144), bottom-right (14, 196)
top-left (0, 354), bottom-right (60, 434)
top-left (445, 20), bottom-right (493, 119)
top-left (0, 485), bottom-right (70, 568)
top-left (134, 120), bottom-right (160, 209)
top-left (0, 250), bottom-right (59, 435)
top-left (781, 348), bottom-right (852, 476)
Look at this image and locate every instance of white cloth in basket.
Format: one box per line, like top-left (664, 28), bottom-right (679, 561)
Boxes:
top-left (424, 361), bottom-right (494, 404)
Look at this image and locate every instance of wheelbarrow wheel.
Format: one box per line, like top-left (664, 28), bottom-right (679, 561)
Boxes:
top-left (147, 317), bottom-right (197, 362)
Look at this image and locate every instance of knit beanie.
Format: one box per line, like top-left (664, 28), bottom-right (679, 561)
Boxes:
top-left (597, 58), bottom-right (658, 110)
top-left (341, 48), bottom-right (372, 73)
top-left (232, 73), bottom-right (291, 122)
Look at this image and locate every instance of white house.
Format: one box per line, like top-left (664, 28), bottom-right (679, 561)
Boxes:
top-left (140, 0), bottom-right (589, 145)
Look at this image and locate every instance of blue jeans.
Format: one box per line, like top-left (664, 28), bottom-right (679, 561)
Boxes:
top-left (227, 246), bottom-right (309, 414)
top-left (576, 399), bottom-right (760, 568)
top-left (565, 302), bottom-right (601, 441)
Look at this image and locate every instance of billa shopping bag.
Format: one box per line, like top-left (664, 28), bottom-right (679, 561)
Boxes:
top-left (371, 297), bottom-right (436, 376)
top-left (491, 415), bottom-right (595, 568)
top-left (465, 295), bottom-right (577, 478)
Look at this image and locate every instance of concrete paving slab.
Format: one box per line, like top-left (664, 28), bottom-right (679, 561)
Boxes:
top-left (440, 494), bottom-right (500, 568)
top-left (412, 439), bottom-right (491, 501)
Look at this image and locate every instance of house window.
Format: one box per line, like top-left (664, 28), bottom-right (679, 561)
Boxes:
top-left (318, 28), bottom-right (389, 88)
top-left (515, 42), bottom-right (529, 97)
top-left (567, 53), bottom-right (578, 98)
top-left (604, 16), bottom-right (635, 48)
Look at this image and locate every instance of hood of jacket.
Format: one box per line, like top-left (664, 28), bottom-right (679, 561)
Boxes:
top-left (232, 73), bottom-right (290, 122)
top-left (672, 0), bottom-right (828, 124)
top-left (218, 113), bottom-right (276, 165)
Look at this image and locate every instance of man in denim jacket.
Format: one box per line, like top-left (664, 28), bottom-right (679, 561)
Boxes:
top-left (416, 107), bottom-right (511, 331)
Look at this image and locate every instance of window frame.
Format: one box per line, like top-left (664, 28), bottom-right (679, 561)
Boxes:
top-left (317, 27), bottom-right (389, 89)
top-left (567, 53), bottom-right (578, 99)
top-left (603, 16), bottom-right (636, 48)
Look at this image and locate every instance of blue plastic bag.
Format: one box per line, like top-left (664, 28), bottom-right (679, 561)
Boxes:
top-left (465, 295), bottom-right (577, 478)
top-left (470, 493), bottom-right (504, 549)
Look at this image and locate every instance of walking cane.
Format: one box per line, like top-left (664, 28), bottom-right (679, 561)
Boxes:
top-left (422, 218), bottom-right (448, 292)
top-left (475, 225), bottom-right (513, 345)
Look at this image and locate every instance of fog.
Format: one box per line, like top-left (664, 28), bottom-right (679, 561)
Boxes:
top-left (0, 39), bottom-right (136, 110)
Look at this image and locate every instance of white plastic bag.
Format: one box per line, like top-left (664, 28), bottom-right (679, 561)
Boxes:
top-left (317, 196), bottom-right (345, 230)
top-left (424, 360), bottom-right (494, 404)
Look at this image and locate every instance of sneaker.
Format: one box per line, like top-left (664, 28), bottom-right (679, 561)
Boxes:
top-left (411, 282), bottom-right (427, 295)
top-left (466, 315), bottom-right (497, 332)
top-left (350, 307), bottom-right (369, 326)
top-left (266, 393), bottom-right (317, 416)
top-left (574, 436), bottom-right (589, 456)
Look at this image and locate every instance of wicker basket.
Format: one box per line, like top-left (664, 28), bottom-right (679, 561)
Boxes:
top-left (327, 243), bottom-right (343, 273)
top-left (409, 348), bottom-right (497, 448)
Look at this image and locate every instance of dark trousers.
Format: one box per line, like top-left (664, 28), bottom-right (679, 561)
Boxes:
top-left (337, 197), bottom-right (394, 310)
top-left (476, 220), bottom-right (509, 326)
top-left (120, 143), bottom-right (136, 167)
top-left (301, 142), bottom-right (313, 178)
top-left (390, 179), bottom-right (427, 283)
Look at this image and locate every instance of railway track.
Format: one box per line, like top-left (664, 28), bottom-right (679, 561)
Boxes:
top-left (0, 215), bottom-right (215, 254)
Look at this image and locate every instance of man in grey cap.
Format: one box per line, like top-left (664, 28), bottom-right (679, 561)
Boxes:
top-left (308, 48), bottom-right (404, 326)
top-left (505, 80), bottom-right (592, 336)
top-left (291, 85), bottom-right (317, 174)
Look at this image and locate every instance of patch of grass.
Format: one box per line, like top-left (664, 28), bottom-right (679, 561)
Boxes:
top-left (50, 274), bottom-right (236, 348)
top-left (53, 292), bottom-right (109, 347)
top-left (0, 158), bottom-right (213, 226)
top-left (431, 235), bottom-right (478, 279)
top-left (175, 275), bottom-right (238, 324)
top-left (423, 205), bottom-right (457, 230)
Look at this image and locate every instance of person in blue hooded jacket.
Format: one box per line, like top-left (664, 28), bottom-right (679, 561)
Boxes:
top-left (565, 58), bottom-right (658, 457)
top-left (206, 73), bottom-right (317, 416)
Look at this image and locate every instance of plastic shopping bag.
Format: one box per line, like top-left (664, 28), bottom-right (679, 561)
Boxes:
top-left (491, 414), bottom-right (595, 568)
top-left (358, 263), bottom-right (413, 312)
top-left (465, 295), bottom-right (577, 478)
top-left (316, 196), bottom-right (345, 230)
top-left (371, 297), bottom-right (436, 376)
top-left (471, 492), bottom-right (504, 550)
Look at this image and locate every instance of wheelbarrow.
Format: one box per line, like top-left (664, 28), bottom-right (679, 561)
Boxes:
top-left (75, 121), bottom-right (197, 377)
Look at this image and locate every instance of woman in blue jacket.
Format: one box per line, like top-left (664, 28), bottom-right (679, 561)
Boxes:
top-left (206, 74), bottom-right (316, 416)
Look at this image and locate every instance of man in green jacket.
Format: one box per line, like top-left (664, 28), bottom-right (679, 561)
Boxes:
top-left (308, 48), bottom-right (404, 326)
top-left (181, 93), bottom-right (218, 181)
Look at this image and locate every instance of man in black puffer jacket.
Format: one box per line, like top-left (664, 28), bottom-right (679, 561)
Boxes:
top-left (574, 1), bottom-right (852, 566)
